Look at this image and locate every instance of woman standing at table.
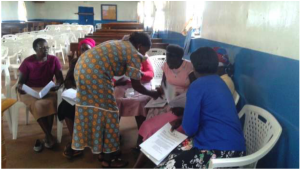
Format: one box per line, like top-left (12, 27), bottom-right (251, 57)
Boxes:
top-left (58, 38), bottom-right (95, 159)
top-left (72, 32), bottom-right (161, 168)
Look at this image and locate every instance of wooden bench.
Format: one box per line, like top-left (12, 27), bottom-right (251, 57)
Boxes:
top-left (102, 22), bottom-right (144, 30)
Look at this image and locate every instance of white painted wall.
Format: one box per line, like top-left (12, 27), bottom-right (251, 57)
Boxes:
top-left (1, 1), bottom-right (19, 21)
top-left (28, 1), bottom-right (137, 21)
top-left (201, 1), bottom-right (299, 60)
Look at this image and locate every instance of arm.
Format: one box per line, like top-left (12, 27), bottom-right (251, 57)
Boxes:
top-left (50, 57), bottom-right (64, 91)
top-left (50, 69), bottom-right (64, 91)
top-left (140, 59), bottom-right (154, 82)
top-left (182, 88), bottom-right (201, 137)
top-left (17, 72), bottom-right (28, 94)
top-left (131, 79), bottom-right (161, 99)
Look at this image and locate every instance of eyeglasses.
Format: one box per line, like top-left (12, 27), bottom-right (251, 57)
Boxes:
top-left (37, 46), bottom-right (50, 50)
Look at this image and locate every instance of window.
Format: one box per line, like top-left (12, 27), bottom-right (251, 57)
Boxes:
top-left (18, 1), bottom-right (27, 22)
top-left (184, 1), bottom-right (205, 37)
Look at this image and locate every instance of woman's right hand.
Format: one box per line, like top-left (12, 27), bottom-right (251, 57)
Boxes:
top-left (17, 84), bottom-right (26, 95)
top-left (149, 90), bottom-right (163, 100)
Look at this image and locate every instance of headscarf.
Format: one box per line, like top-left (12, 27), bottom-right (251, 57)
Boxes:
top-left (213, 47), bottom-right (230, 67)
top-left (78, 38), bottom-right (96, 49)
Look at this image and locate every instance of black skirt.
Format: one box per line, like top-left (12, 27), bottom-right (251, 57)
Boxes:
top-left (57, 100), bottom-right (75, 121)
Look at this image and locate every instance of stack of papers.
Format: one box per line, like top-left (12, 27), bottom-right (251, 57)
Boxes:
top-left (22, 81), bottom-right (55, 99)
top-left (61, 89), bottom-right (77, 105)
top-left (140, 123), bottom-right (187, 165)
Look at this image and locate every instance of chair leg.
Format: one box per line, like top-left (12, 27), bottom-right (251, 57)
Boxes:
top-left (4, 110), bottom-right (12, 134)
top-left (56, 115), bottom-right (63, 143)
top-left (11, 104), bottom-right (20, 140)
top-left (25, 107), bottom-right (29, 125)
top-left (13, 69), bottom-right (17, 79)
top-left (61, 51), bottom-right (65, 65)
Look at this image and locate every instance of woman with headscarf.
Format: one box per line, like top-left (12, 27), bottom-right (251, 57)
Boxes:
top-left (58, 38), bottom-right (96, 159)
top-left (213, 47), bottom-right (235, 95)
top-left (72, 32), bottom-right (161, 168)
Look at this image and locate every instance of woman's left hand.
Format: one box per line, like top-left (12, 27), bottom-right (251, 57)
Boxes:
top-left (50, 85), bottom-right (61, 91)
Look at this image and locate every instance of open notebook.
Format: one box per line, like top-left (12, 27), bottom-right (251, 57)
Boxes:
top-left (140, 123), bottom-right (187, 165)
top-left (22, 81), bottom-right (55, 99)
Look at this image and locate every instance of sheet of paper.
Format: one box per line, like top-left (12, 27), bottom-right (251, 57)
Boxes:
top-left (168, 92), bottom-right (187, 108)
top-left (22, 84), bottom-right (40, 99)
top-left (145, 97), bottom-right (167, 108)
top-left (113, 75), bottom-right (130, 81)
top-left (62, 88), bottom-right (77, 106)
top-left (162, 81), bottom-right (176, 103)
top-left (140, 123), bottom-right (187, 165)
top-left (39, 81), bottom-right (55, 98)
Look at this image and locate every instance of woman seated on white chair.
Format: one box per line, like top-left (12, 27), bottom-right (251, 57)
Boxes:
top-left (156, 47), bottom-right (245, 168)
top-left (136, 45), bottom-right (194, 145)
top-left (17, 38), bottom-right (63, 151)
top-left (214, 47), bottom-right (235, 95)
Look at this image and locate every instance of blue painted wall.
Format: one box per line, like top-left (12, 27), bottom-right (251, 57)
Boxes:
top-left (2, 19), bottom-right (137, 27)
top-left (158, 31), bottom-right (299, 168)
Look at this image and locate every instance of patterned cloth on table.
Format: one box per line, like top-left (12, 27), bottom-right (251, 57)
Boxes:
top-left (156, 138), bottom-right (245, 169)
top-left (72, 40), bottom-right (145, 154)
top-left (114, 82), bottom-right (151, 117)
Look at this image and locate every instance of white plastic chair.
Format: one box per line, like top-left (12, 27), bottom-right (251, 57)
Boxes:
top-left (52, 40), bottom-right (66, 65)
top-left (1, 64), bottom-right (13, 134)
top-left (71, 23), bottom-right (78, 25)
top-left (233, 91), bottom-right (240, 105)
top-left (148, 55), bottom-right (166, 89)
top-left (10, 79), bottom-right (63, 142)
top-left (209, 105), bottom-right (282, 168)
top-left (146, 48), bottom-right (166, 56)
top-left (95, 23), bottom-right (102, 30)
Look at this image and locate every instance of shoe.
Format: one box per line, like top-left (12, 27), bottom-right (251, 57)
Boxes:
top-left (33, 139), bottom-right (43, 152)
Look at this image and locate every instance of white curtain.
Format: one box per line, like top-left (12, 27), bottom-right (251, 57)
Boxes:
top-left (18, 1), bottom-right (27, 22)
top-left (137, 1), bottom-right (155, 31)
top-left (153, 1), bottom-right (167, 32)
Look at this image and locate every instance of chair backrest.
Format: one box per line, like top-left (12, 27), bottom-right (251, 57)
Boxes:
top-left (209, 105), bottom-right (282, 168)
top-left (148, 55), bottom-right (166, 89)
top-left (146, 48), bottom-right (166, 56)
top-left (1, 64), bottom-right (11, 98)
top-left (71, 23), bottom-right (78, 25)
top-left (233, 90), bottom-right (240, 105)
top-left (96, 23), bottom-right (102, 29)
top-left (1, 46), bottom-right (9, 60)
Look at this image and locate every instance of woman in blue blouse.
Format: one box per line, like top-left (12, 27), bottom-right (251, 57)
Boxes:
top-left (157, 47), bottom-right (246, 169)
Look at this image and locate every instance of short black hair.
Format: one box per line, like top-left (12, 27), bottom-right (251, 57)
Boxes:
top-left (190, 47), bottom-right (219, 74)
top-left (166, 44), bottom-right (184, 58)
top-left (129, 32), bottom-right (151, 48)
top-left (33, 38), bottom-right (47, 50)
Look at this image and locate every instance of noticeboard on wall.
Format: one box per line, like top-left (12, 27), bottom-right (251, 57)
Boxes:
top-left (101, 4), bottom-right (117, 21)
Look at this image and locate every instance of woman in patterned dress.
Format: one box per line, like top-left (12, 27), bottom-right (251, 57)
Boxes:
top-left (72, 32), bottom-right (161, 168)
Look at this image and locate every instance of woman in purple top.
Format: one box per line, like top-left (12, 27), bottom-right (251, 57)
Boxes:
top-left (17, 38), bottom-right (64, 151)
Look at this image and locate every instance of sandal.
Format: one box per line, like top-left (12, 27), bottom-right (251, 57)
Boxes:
top-left (101, 158), bottom-right (128, 168)
top-left (63, 142), bottom-right (83, 159)
top-left (98, 153), bottom-right (104, 162)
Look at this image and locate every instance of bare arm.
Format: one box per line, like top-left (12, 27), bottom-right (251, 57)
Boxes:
top-left (131, 79), bottom-right (162, 99)
top-left (50, 69), bottom-right (64, 91)
top-left (17, 72), bottom-right (28, 94)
